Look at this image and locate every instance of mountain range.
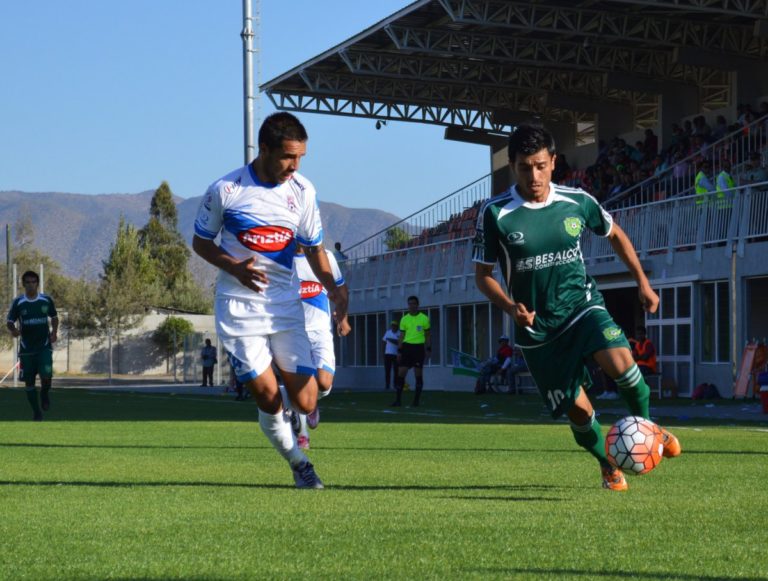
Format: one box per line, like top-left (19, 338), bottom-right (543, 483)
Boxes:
top-left (0, 190), bottom-right (399, 282)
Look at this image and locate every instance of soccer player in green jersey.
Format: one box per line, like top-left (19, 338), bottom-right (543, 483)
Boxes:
top-left (473, 124), bottom-right (681, 491)
top-left (6, 270), bottom-right (59, 421)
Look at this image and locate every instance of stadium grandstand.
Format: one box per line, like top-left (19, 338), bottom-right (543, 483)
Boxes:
top-left (263, 0), bottom-right (768, 397)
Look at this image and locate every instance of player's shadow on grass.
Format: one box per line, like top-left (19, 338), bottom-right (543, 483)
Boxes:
top-left (474, 568), bottom-right (768, 581)
top-left (0, 480), bottom-right (567, 494)
top-left (0, 441), bottom-right (587, 455)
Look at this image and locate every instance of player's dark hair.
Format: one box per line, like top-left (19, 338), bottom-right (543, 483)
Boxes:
top-left (507, 124), bottom-right (556, 160)
top-left (636, 325), bottom-right (647, 334)
top-left (407, 295), bottom-right (419, 305)
top-left (21, 270), bottom-right (39, 284)
top-left (258, 112), bottom-right (308, 150)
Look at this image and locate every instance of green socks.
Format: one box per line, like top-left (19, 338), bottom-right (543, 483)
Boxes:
top-left (615, 364), bottom-right (651, 419)
top-left (570, 411), bottom-right (611, 469)
top-left (25, 388), bottom-right (41, 416)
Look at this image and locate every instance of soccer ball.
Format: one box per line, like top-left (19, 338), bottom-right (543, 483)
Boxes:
top-left (605, 416), bottom-right (664, 475)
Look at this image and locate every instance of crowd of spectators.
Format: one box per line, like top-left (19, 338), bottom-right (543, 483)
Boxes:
top-left (566, 102), bottom-right (768, 205)
top-left (387, 103), bottom-right (768, 251)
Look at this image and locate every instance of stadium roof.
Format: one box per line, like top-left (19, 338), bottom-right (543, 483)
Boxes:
top-left (262, 0), bottom-right (768, 136)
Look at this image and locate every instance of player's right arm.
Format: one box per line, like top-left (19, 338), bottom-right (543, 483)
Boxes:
top-left (474, 264), bottom-right (535, 328)
top-left (192, 236), bottom-right (268, 294)
top-left (6, 301), bottom-right (20, 338)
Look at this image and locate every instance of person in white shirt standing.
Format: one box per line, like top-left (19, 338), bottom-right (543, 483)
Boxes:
top-left (381, 321), bottom-right (400, 390)
top-left (193, 112), bottom-right (349, 489)
top-left (292, 245), bottom-right (350, 449)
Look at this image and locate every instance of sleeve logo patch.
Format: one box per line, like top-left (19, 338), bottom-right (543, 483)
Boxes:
top-left (603, 326), bottom-right (624, 341)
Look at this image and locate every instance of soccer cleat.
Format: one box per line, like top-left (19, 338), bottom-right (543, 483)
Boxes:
top-left (292, 460), bottom-right (324, 489)
top-left (307, 407), bottom-right (320, 429)
top-left (41, 390), bottom-right (50, 411)
top-left (297, 435), bottom-right (310, 450)
top-left (601, 466), bottom-right (628, 491)
top-left (659, 427), bottom-right (682, 458)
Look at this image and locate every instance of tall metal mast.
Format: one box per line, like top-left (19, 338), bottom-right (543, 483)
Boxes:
top-left (241, 0), bottom-right (260, 165)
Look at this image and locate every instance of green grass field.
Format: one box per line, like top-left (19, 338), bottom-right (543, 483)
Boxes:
top-left (1, 387), bottom-right (767, 580)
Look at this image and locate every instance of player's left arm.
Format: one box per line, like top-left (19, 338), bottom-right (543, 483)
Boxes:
top-left (304, 244), bottom-right (350, 336)
top-left (607, 222), bottom-right (658, 314)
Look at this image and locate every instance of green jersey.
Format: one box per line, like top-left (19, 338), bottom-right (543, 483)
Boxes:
top-left (7, 293), bottom-right (58, 354)
top-left (473, 184), bottom-right (613, 347)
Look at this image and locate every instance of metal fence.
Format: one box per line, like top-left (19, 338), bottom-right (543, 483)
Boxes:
top-left (343, 174), bottom-right (492, 260)
top-left (604, 114), bottom-right (768, 209)
top-left (343, 185), bottom-right (768, 291)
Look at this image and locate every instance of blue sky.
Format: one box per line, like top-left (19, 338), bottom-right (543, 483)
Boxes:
top-left (0, 1), bottom-right (490, 218)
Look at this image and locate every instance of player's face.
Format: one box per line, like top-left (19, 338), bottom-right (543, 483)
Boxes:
top-left (22, 278), bottom-right (39, 296)
top-left (407, 300), bottom-right (419, 314)
top-left (511, 148), bottom-right (555, 202)
top-left (259, 139), bottom-right (307, 184)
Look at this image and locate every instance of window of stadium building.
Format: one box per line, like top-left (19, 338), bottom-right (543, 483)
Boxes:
top-left (647, 284), bottom-right (693, 396)
top-left (445, 302), bottom-right (505, 362)
top-left (340, 308), bottom-right (441, 367)
top-left (700, 281), bottom-right (730, 363)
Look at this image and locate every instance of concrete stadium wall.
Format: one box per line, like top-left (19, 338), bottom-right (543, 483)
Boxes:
top-left (0, 312), bottom-right (216, 377)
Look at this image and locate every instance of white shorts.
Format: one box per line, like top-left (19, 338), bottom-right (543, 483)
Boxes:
top-left (216, 297), bottom-right (314, 382)
top-left (307, 328), bottom-right (335, 375)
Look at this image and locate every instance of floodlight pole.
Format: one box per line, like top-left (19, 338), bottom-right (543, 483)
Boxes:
top-left (242, 0), bottom-right (258, 165)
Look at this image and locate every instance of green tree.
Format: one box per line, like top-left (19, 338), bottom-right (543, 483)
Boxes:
top-left (139, 182), bottom-right (211, 313)
top-left (384, 225), bottom-right (411, 250)
top-left (153, 316), bottom-right (195, 371)
top-left (96, 217), bottom-right (159, 339)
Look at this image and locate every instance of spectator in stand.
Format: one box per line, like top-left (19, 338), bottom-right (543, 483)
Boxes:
top-left (643, 128), bottom-right (658, 158)
top-left (694, 160), bottom-right (715, 205)
top-left (739, 152), bottom-right (768, 190)
top-left (716, 159), bottom-right (736, 196)
top-left (692, 115), bottom-right (712, 142)
top-left (711, 115), bottom-right (729, 141)
top-left (333, 242), bottom-right (349, 261)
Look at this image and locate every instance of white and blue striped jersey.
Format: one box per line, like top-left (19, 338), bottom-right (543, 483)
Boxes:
top-left (194, 164), bottom-right (323, 312)
top-left (294, 250), bottom-right (345, 332)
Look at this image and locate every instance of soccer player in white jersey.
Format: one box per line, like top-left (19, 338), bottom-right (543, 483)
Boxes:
top-left (192, 112), bottom-right (349, 489)
top-left (473, 124), bottom-right (680, 491)
top-left (291, 246), bottom-right (350, 449)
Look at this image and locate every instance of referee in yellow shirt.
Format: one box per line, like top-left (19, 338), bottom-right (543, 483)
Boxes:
top-left (392, 295), bottom-right (431, 407)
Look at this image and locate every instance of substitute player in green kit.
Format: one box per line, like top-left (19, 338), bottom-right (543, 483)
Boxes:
top-left (7, 270), bottom-right (59, 421)
top-left (473, 124), bottom-right (681, 491)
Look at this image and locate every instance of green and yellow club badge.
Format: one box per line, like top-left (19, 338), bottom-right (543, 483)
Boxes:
top-left (564, 217), bottom-right (583, 237)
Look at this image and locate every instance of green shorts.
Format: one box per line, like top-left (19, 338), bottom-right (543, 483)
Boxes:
top-left (19, 349), bottom-right (54, 386)
top-left (520, 307), bottom-right (630, 419)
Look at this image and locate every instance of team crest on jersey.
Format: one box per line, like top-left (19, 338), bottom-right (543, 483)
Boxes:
top-left (286, 193), bottom-right (297, 213)
top-left (237, 225), bottom-right (294, 251)
top-left (506, 232), bottom-right (525, 245)
top-left (563, 217), bottom-right (583, 237)
top-left (299, 280), bottom-right (323, 299)
top-left (602, 326), bottom-right (624, 341)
